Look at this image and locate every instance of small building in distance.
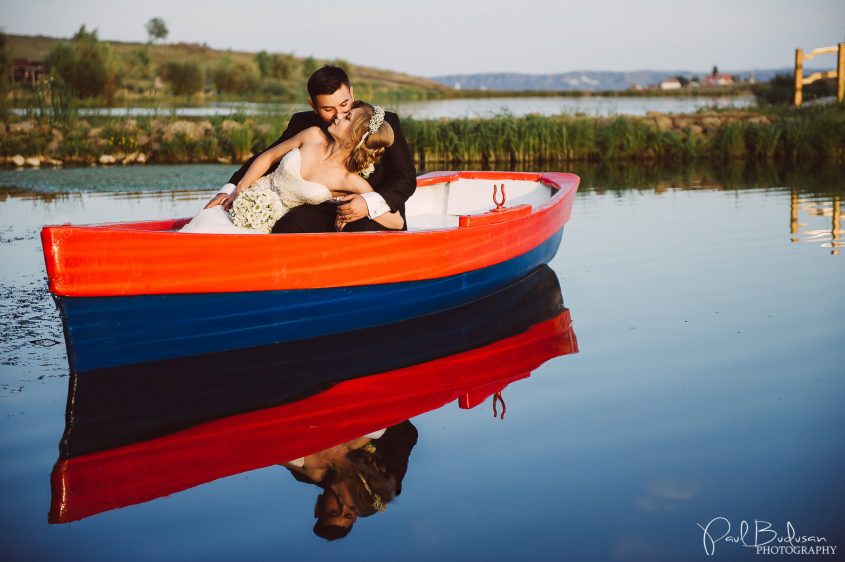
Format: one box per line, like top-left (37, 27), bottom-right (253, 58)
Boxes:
top-left (703, 73), bottom-right (734, 86)
top-left (660, 78), bottom-right (683, 90)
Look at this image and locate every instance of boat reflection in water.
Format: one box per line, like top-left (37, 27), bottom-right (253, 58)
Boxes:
top-left (50, 265), bottom-right (578, 539)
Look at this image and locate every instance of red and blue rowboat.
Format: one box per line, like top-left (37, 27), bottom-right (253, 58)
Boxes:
top-left (41, 171), bottom-right (579, 372)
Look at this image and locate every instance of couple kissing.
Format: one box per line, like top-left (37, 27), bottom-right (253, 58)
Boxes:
top-left (181, 65), bottom-right (416, 234)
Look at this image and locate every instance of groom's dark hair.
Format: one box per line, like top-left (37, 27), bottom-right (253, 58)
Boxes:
top-left (307, 66), bottom-right (351, 101)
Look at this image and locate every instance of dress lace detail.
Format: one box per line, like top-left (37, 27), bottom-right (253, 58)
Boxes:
top-left (180, 148), bottom-right (332, 234)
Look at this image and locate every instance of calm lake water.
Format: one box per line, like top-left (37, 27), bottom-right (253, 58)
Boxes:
top-left (0, 163), bottom-right (843, 561)
top-left (13, 95), bottom-right (755, 119)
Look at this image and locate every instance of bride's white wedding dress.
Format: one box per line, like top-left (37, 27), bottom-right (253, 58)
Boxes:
top-left (180, 148), bottom-right (333, 234)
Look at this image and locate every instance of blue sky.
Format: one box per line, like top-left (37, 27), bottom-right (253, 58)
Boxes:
top-left (3, 0), bottom-right (844, 75)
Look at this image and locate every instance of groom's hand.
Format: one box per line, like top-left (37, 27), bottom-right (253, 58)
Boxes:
top-left (337, 194), bottom-right (368, 224)
top-left (204, 193), bottom-right (229, 209)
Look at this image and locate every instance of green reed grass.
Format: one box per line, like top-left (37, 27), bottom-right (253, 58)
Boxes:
top-left (402, 105), bottom-right (845, 167)
top-left (2, 105), bottom-right (843, 166)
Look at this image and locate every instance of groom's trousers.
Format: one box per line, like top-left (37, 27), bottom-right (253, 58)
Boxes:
top-left (271, 203), bottom-right (399, 233)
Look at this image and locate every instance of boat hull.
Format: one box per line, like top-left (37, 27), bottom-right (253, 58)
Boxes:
top-left (58, 230), bottom-right (563, 371)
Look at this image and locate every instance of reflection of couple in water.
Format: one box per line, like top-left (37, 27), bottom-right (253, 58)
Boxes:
top-left (282, 421), bottom-right (418, 541)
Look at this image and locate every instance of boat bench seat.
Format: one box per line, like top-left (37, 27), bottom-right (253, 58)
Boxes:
top-left (405, 178), bottom-right (552, 232)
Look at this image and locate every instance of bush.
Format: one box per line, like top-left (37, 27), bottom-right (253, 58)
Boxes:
top-left (302, 56), bottom-right (319, 77)
top-left (30, 77), bottom-right (79, 125)
top-left (159, 61), bottom-right (204, 96)
top-left (128, 46), bottom-right (153, 80)
top-left (211, 58), bottom-right (259, 94)
top-left (158, 131), bottom-right (220, 163)
top-left (56, 129), bottom-right (98, 160)
top-left (256, 51), bottom-right (299, 80)
top-left (752, 73), bottom-right (837, 105)
top-left (229, 126), bottom-right (253, 161)
top-left (258, 79), bottom-right (296, 98)
top-left (269, 53), bottom-right (298, 80)
top-left (45, 25), bottom-right (120, 101)
top-left (255, 51), bottom-right (271, 78)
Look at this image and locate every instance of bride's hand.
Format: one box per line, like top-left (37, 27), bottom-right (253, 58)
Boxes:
top-left (204, 193), bottom-right (229, 209)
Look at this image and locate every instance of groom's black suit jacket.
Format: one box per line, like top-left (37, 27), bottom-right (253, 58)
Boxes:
top-left (227, 111), bottom-right (417, 218)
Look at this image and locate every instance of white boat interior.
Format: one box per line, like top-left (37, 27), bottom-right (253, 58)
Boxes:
top-left (406, 178), bottom-right (554, 231)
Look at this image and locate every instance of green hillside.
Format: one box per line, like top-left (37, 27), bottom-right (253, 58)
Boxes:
top-left (5, 32), bottom-right (451, 103)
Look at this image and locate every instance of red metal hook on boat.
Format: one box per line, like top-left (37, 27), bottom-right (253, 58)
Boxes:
top-left (492, 184), bottom-right (506, 211)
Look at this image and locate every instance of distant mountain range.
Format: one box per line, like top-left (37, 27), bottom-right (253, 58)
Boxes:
top-left (429, 68), bottom-right (817, 91)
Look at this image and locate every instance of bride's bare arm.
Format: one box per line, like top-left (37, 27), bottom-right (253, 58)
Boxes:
top-left (224, 127), bottom-right (320, 206)
top-left (337, 174), bottom-right (404, 230)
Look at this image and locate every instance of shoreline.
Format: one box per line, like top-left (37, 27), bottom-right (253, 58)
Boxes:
top-left (1, 106), bottom-right (842, 168)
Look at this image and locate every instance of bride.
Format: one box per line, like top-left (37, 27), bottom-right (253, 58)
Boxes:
top-left (180, 102), bottom-right (402, 234)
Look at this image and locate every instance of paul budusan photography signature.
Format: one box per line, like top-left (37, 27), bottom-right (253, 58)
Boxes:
top-left (698, 518), bottom-right (837, 556)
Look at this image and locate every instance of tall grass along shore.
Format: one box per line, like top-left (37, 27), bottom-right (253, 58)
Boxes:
top-left (1, 106), bottom-right (843, 168)
top-left (402, 105), bottom-right (844, 167)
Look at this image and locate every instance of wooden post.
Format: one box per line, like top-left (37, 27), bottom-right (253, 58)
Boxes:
top-left (838, 43), bottom-right (845, 103)
top-left (794, 48), bottom-right (804, 106)
top-left (833, 196), bottom-right (841, 255)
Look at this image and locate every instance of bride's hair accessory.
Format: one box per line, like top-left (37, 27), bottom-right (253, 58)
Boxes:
top-left (355, 105), bottom-right (385, 150)
top-left (368, 105), bottom-right (385, 135)
top-left (347, 103), bottom-right (393, 176)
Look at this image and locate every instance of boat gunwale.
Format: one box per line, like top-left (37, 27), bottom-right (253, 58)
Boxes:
top-left (44, 170), bottom-right (576, 233)
top-left (41, 171), bottom-right (579, 297)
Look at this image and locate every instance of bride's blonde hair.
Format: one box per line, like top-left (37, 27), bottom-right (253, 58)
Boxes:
top-left (345, 101), bottom-right (394, 175)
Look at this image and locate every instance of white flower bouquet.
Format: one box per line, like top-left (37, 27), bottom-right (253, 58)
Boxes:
top-left (228, 185), bottom-right (285, 233)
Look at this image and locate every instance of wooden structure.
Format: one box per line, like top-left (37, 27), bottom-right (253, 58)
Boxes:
top-left (10, 58), bottom-right (46, 86)
top-left (793, 43), bottom-right (845, 106)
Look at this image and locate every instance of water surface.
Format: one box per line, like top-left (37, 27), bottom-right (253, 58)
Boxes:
top-left (11, 95), bottom-right (755, 120)
top-left (0, 163), bottom-right (842, 561)
top-left (395, 95), bottom-right (755, 118)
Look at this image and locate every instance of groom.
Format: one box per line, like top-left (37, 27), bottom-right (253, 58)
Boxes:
top-left (209, 66), bottom-right (416, 232)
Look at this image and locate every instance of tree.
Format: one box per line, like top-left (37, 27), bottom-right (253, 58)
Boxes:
top-left (0, 31), bottom-right (9, 121)
top-left (674, 75), bottom-right (690, 87)
top-left (146, 18), bottom-right (168, 44)
top-left (711, 65), bottom-right (719, 76)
